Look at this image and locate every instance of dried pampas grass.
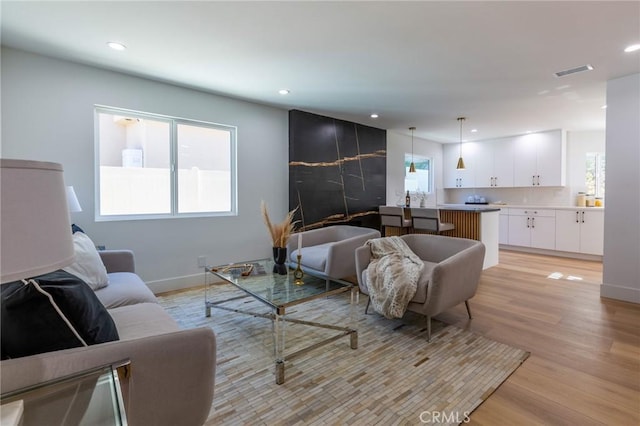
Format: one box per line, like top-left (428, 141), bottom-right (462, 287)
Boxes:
top-left (260, 201), bottom-right (299, 248)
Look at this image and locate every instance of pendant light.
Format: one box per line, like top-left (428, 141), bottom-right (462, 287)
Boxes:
top-left (409, 127), bottom-right (416, 173)
top-left (456, 117), bottom-right (466, 170)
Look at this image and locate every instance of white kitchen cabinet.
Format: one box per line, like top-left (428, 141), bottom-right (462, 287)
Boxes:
top-left (499, 209), bottom-right (509, 245)
top-left (508, 208), bottom-right (555, 250)
top-left (555, 209), bottom-right (604, 255)
top-left (474, 139), bottom-right (514, 188)
top-left (513, 130), bottom-right (566, 187)
top-left (443, 143), bottom-right (476, 188)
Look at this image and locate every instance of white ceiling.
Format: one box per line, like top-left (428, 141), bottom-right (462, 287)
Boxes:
top-left (2, 1), bottom-right (639, 143)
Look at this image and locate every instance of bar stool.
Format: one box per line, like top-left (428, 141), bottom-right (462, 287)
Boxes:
top-left (410, 208), bottom-right (455, 234)
top-left (379, 206), bottom-right (412, 236)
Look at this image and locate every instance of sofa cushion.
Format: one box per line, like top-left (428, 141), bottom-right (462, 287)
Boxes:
top-left (293, 242), bottom-right (335, 272)
top-left (108, 303), bottom-right (180, 340)
top-left (0, 270), bottom-right (119, 360)
top-left (94, 272), bottom-right (157, 309)
top-left (63, 231), bottom-right (109, 291)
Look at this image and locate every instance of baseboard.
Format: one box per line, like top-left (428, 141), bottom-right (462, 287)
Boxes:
top-left (146, 273), bottom-right (205, 295)
top-left (499, 245), bottom-right (602, 261)
top-left (600, 283), bottom-right (640, 304)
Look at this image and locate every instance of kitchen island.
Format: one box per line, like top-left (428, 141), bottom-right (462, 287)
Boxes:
top-left (382, 205), bottom-right (500, 269)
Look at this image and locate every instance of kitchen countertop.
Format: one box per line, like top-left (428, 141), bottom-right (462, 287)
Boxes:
top-left (487, 204), bottom-right (605, 211)
top-left (435, 204), bottom-right (502, 213)
top-left (438, 203), bottom-right (605, 212)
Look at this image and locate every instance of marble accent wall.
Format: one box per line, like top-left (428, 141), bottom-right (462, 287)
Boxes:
top-left (289, 110), bottom-right (386, 230)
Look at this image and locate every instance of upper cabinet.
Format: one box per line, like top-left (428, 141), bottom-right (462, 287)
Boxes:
top-left (474, 138), bottom-right (514, 188)
top-left (443, 142), bottom-right (476, 188)
top-left (443, 129), bottom-right (565, 189)
top-left (513, 130), bottom-right (566, 187)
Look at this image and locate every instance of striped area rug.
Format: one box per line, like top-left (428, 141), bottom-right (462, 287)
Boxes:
top-left (157, 285), bottom-right (529, 425)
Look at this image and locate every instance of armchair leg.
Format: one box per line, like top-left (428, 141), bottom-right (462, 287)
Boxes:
top-left (364, 297), bottom-right (371, 314)
top-left (465, 300), bottom-right (472, 319)
top-left (427, 316), bottom-right (431, 342)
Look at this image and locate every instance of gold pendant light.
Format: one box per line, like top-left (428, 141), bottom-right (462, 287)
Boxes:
top-left (456, 117), bottom-right (466, 170)
top-left (409, 126), bottom-right (416, 173)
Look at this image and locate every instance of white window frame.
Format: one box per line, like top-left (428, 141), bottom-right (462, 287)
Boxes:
top-left (586, 152), bottom-right (605, 198)
top-left (404, 153), bottom-right (433, 195)
top-left (94, 105), bottom-right (237, 221)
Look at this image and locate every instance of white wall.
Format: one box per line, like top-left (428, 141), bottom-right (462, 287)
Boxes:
top-left (1, 47), bottom-right (289, 293)
top-left (601, 73), bottom-right (640, 303)
top-left (386, 130), bottom-right (444, 207)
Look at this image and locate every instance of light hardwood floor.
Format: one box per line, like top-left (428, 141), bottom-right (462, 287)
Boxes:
top-left (435, 250), bottom-right (640, 425)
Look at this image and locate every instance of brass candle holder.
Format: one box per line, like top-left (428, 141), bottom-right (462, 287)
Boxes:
top-left (293, 254), bottom-right (304, 285)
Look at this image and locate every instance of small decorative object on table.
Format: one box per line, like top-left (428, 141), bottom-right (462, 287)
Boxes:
top-left (293, 254), bottom-right (304, 285)
top-left (417, 191), bottom-right (428, 208)
top-left (272, 248), bottom-right (287, 275)
top-left (261, 201), bottom-right (298, 275)
top-left (210, 263), bottom-right (257, 277)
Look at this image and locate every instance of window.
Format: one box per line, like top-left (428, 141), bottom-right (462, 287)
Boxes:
top-left (95, 106), bottom-right (236, 220)
top-left (404, 153), bottom-right (432, 196)
top-left (586, 152), bottom-right (605, 197)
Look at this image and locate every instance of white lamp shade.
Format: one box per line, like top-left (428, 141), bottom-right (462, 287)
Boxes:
top-left (66, 186), bottom-right (82, 213)
top-left (1, 159), bottom-right (75, 283)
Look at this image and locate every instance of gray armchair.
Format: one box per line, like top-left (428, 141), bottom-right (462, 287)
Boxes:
top-left (286, 225), bottom-right (381, 279)
top-left (355, 234), bottom-right (485, 340)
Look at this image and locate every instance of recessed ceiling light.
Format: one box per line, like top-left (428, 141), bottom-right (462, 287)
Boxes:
top-left (601, 105), bottom-right (608, 109)
top-left (470, 129), bottom-right (478, 133)
top-left (278, 89), bottom-right (290, 95)
top-left (370, 113), bottom-right (379, 118)
top-left (624, 44), bottom-right (640, 53)
top-left (107, 42), bottom-right (126, 51)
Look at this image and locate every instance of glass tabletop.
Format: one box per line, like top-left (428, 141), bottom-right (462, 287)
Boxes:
top-left (206, 258), bottom-right (352, 309)
top-left (0, 363), bottom-right (128, 426)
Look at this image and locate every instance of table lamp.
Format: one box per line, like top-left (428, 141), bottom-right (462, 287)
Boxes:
top-left (1, 159), bottom-right (85, 345)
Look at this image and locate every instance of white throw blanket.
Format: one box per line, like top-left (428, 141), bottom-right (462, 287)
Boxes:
top-left (365, 237), bottom-right (424, 319)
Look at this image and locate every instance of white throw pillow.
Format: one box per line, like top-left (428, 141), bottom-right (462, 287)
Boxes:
top-left (63, 232), bottom-right (109, 291)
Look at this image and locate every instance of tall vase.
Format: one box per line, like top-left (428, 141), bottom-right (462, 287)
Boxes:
top-left (272, 247), bottom-right (287, 275)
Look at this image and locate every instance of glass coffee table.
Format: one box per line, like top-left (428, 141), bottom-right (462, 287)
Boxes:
top-left (0, 361), bottom-right (129, 426)
top-left (205, 259), bottom-right (358, 384)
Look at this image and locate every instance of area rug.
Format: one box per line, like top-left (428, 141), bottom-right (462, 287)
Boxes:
top-left (157, 285), bottom-right (529, 425)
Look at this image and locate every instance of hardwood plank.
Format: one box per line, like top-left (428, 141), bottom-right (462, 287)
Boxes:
top-left (458, 250), bottom-right (640, 425)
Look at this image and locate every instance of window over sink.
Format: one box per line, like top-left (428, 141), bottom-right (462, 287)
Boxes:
top-left (404, 153), bottom-right (432, 196)
top-left (586, 152), bottom-right (605, 198)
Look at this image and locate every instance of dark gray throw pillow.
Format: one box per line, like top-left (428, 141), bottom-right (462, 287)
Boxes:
top-left (1, 270), bottom-right (119, 360)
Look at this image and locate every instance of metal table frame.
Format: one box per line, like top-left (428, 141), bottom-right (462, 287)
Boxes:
top-left (205, 260), bottom-right (358, 384)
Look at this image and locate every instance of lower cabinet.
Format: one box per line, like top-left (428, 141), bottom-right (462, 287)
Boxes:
top-left (508, 209), bottom-right (555, 250)
top-left (555, 209), bottom-right (604, 255)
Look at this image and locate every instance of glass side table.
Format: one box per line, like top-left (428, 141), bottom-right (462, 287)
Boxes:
top-left (0, 360), bottom-right (130, 426)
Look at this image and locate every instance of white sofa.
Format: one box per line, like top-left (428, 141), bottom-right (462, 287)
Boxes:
top-left (0, 250), bottom-right (216, 426)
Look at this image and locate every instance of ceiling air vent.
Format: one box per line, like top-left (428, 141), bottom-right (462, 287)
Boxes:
top-left (554, 64), bottom-right (594, 78)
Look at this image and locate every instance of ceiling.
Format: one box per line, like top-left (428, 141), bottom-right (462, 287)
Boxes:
top-left (2, 1), bottom-right (639, 143)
